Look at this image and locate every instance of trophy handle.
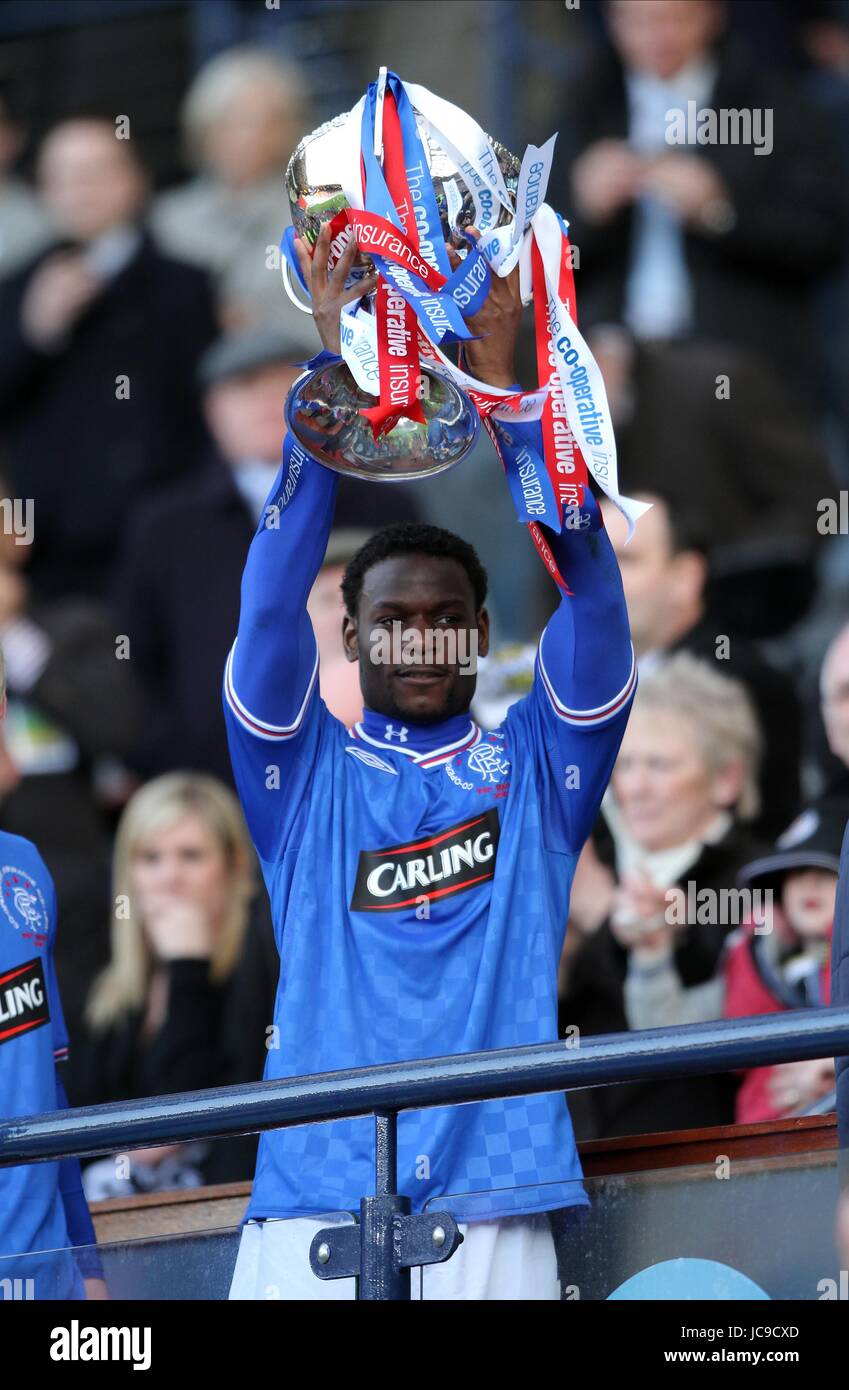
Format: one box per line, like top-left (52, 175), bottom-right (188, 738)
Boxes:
top-left (281, 255), bottom-right (314, 315)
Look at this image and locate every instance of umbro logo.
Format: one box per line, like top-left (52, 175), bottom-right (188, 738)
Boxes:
top-left (345, 746), bottom-right (398, 775)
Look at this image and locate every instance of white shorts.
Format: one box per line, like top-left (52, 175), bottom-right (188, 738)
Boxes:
top-left (228, 1212), bottom-right (560, 1301)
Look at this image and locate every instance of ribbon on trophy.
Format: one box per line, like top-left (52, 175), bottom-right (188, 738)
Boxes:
top-left (280, 68), bottom-right (649, 583)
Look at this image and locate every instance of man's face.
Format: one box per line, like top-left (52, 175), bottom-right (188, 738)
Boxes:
top-left (343, 554), bottom-right (489, 724)
top-left (602, 498), bottom-right (702, 655)
top-left (38, 121), bottom-right (147, 241)
top-left (607, 0), bottom-right (723, 81)
top-left (204, 363), bottom-right (303, 465)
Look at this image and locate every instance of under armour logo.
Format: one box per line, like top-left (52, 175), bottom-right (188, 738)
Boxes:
top-left (384, 724), bottom-right (409, 743)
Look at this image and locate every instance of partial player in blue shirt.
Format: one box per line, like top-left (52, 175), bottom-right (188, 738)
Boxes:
top-left (0, 670), bottom-right (104, 1299)
top-left (224, 225), bottom-right (635, 1297)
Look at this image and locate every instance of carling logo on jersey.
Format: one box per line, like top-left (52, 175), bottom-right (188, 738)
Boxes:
top-left (351, 809), bottom-right (500, 911)
top-left (0, 957), bottom-right (50, 1046)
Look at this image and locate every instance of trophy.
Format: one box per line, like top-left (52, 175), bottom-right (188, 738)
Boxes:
top-left (279, 69), bottom-right (647, 549)
top-left (281, 75), bottom-right (521, 482)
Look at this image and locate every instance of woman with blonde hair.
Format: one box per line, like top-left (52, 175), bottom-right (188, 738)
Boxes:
top-left (560, 653), bottom-right (768, 1139)
top-left (67, 772), bottom-right (274, 1194)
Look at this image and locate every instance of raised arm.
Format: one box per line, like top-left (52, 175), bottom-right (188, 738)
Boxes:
top-left (229, 223), bottom-right (378, 717)
top-left (226, 451), bottom-right (338, 733)
top-left (456, 232), bottom-right (634, 848)
top-left (536, 492), bottom-right (634, 723)
top-left (224, 228), bottom-right (375, 860)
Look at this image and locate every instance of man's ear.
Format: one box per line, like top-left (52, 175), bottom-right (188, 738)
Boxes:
top-left (476, 608), bottom-right (490, 660)
top-left (341, 612), bottom-right (359, 664)
top-left (672, 550), bottom-right (708, 610)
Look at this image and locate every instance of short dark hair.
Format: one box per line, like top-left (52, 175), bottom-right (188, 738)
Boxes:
top-left (41, 113), bottom-right (149, 172)
top-left (341, 523), bottom-right (488, 618)
top-left (631, 488), bottom-right (711, 558)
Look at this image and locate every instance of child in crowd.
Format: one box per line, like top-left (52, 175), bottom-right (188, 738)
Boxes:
top-left (724, 802), bottom-right (846, 1123)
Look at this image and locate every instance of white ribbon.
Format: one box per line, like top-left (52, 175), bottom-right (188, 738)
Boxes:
top-left (339, 302), bottom-right (380, 394)
top-left (327, 82), bottom-right (648, 533)
top-left (337, 97), bottom-right (366, 212)
top-left (470, 134), bottom-right (558, 279)
top-left (402, 81), bottom-right (512, 234)
top-left (373, 67), bottom-right (388, 159)
top-left (531, 204), bottom-right (651, 537)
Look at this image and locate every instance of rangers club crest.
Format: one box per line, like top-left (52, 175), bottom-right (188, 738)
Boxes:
top-left (0, 866), bottom-right (49, 948)
top-left (466, 742), bottom-right (511, 785)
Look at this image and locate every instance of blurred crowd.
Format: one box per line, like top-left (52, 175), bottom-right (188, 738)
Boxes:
top-left (1, 0), bottom-right (849, 1196)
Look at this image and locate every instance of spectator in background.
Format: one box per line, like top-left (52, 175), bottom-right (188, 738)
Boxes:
top-left (554, 0), bottom-right (846, 382)
top-left (0, 117), bottom-right (217, 600)
top-left (725, 803), bottom-right (842, 1122)
top-left (833, 806), bottom-right (849, 1254)
top-left (622, 799), bottom-right (843, 1122)
top-left (0, 477), bottom-right (137, 1036)
top-left (561, 653), bottom-right (763, 1140)
top-left (67, 773), bottom-right (273, 1193)
top-left (306, 529), bottom-right (369, 731)
top-left (819, 622), bottom-right (849, 797)
top-left (150, 47), bottom-right (307, 330)
top-left (600, 491), bottom-right (801, 837)
top-left (0, 82), bottom-right (54, 279)
top-left (115, 328), bottom-right (418, 785)
top-left (593, 330), bottom-right (832, 637)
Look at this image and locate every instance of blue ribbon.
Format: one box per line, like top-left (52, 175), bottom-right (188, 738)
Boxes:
top-left (491, 418), bottom-right (562, 531)
top-left (443, 243), bottom-right (491, 322)
top-left (280, 226), bottom-right (310, 295)
top-left (359, 71), bottom-right (476, 344)
top-left (377, 78), bottom-right (492, 322)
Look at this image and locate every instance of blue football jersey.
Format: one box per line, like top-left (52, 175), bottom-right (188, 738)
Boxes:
top-left (0, 831), bottom-right (82, 1298)
top-left (225, 443), bottom-right (634, 1223)
top-left (225, 626), bottom-right (633, 1221)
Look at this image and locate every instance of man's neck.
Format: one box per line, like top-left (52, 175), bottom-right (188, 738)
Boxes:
top-left (637, 601), bottom-right (705, 661)
top-left (354, 705), bottom-right (479, 759)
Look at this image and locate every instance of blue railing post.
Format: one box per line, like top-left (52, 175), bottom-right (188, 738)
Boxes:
top-left (359, 1109), bottom-right (410, 1300)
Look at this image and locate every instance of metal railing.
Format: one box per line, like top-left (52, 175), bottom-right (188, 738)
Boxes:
top-left (2, 1007), bottom-right (848, 1297)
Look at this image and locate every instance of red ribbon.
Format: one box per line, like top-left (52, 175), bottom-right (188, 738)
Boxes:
top-left (327, 208), bottom-right (448, 292)
top-left (359, 90), bottom-right (424, 438)
top-left (531, 231), bottom-right (589, 522)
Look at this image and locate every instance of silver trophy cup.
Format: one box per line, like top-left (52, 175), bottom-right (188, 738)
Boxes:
top-left (283, 104), bottom-right (520, 482)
